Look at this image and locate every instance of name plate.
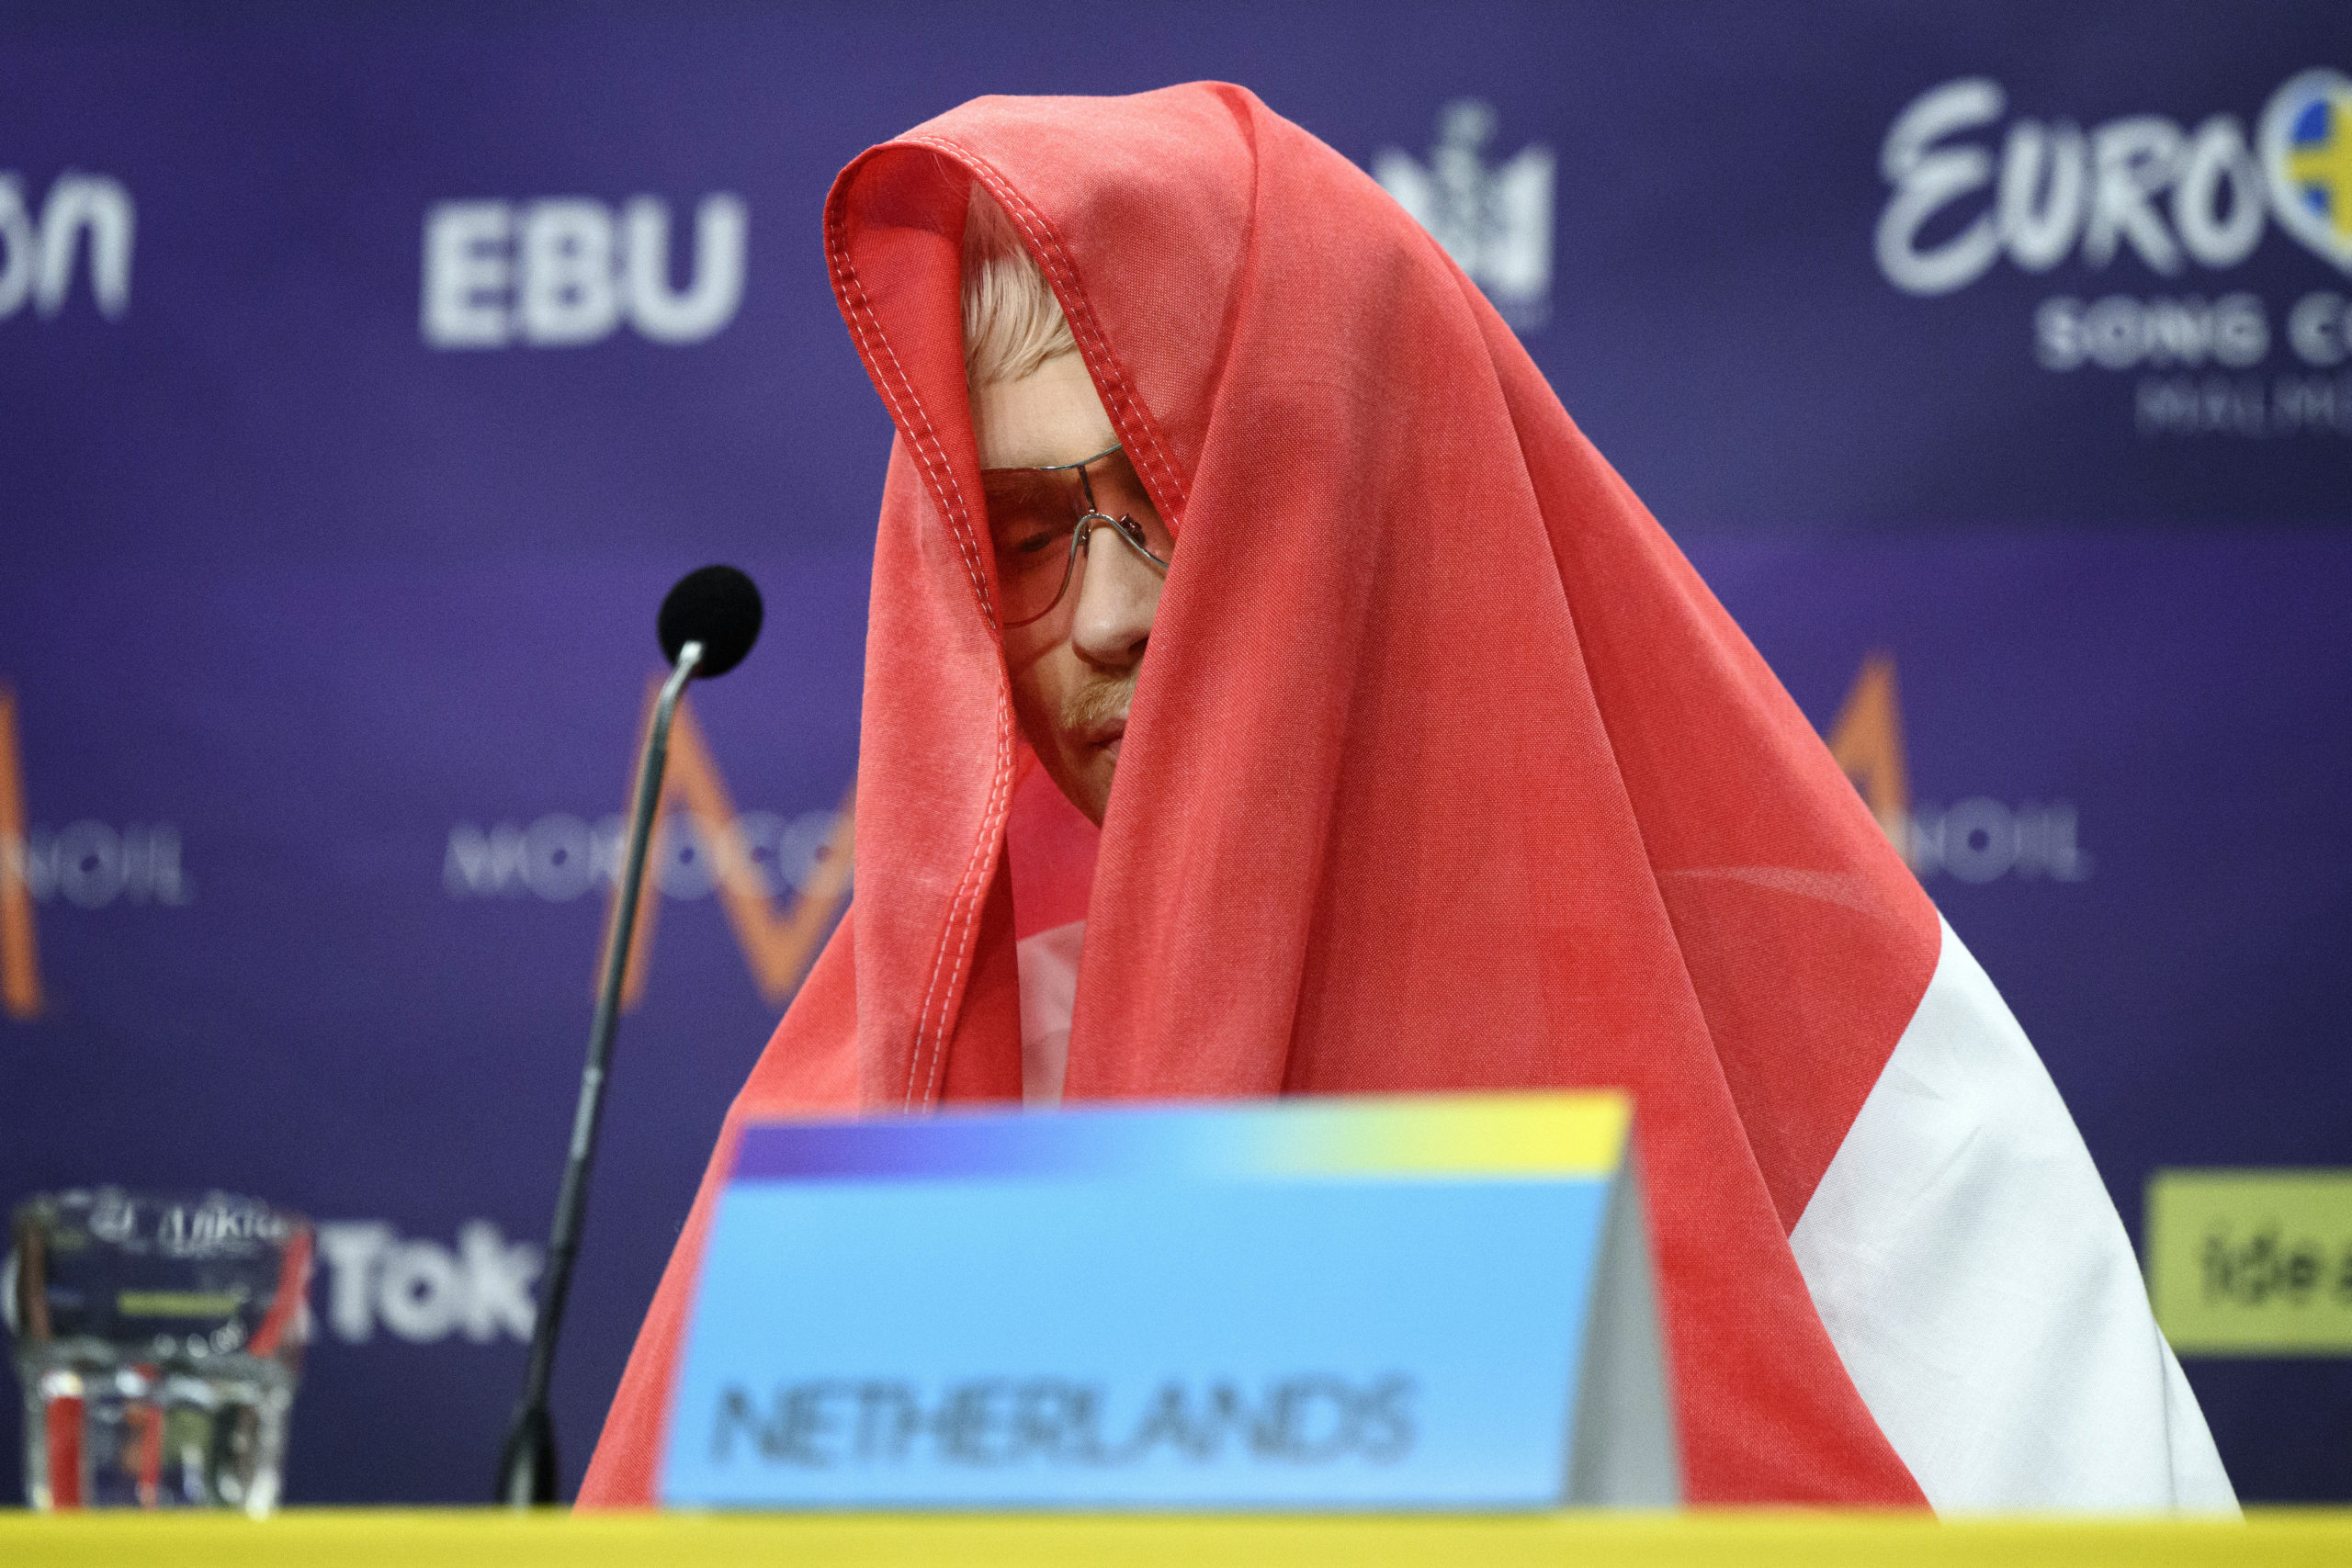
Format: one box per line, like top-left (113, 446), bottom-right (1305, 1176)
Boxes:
top-left (658, 1092), bottom-right (1677, 1508)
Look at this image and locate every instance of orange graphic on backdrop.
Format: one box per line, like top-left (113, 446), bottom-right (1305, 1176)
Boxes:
top-left (1826, 651), bottom-right (1912, 857)
top-left (0, 687), bottom-right (45, 1020)
top-left (6, 661), bottom-right (1894, 1026)
top-left (596, 685), bottom-right (856, 1011)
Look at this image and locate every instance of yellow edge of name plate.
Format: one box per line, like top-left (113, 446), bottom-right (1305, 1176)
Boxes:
top-left (4, 1507), bottom-right (2348, 1568)
top-left (1307, 1090), bottom-right (1630, 1179)
top-left (2145, 1168), bottom-right (2352, 1358)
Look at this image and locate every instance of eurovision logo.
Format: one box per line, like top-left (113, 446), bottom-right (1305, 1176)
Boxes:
top-left (421, 193), bottom-right (746, 349)
top-left (2261, 71), bottom-right (2352, 276)
top-left (1876, 69), bottom-right (2352, 439)
top-left (0, 171), bottom-right (133, 322)
top-left (1877, 69), bottom-right (2352, 294)
top-left (1374, 101), bottom-right (1555, 331)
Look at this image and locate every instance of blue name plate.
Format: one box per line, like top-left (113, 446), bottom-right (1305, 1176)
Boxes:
top-left (658, 1092), bottom-right (1675, 1508)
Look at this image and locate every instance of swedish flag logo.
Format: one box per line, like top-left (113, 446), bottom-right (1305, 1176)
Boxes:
top-left (2263, 69), bottom-right (2352, 272)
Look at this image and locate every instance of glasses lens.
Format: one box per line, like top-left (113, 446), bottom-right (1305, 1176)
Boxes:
top-left (982, 467), bottom-right (1084, 624)
top-left (980, 448), bottom-right (1171, 626)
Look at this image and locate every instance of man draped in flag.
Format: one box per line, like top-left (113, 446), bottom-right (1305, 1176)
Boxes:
top-left (581, 84), bottom-right (2234, 1512)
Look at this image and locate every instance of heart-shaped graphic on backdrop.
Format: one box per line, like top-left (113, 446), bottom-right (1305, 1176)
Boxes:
top-left (2262, 69), bottom-right (2352, 276)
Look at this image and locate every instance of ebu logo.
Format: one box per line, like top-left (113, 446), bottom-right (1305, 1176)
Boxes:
top-left (0, 171), bottom-right (133, 322)
top-left (421, 193), bottom-right (745, 348)
top-left (709, 1374), bottom-right (1415, 1471)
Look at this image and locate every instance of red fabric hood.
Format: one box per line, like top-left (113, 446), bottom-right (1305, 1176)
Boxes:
top-left (582, 83), bottom-right (1936, 1507)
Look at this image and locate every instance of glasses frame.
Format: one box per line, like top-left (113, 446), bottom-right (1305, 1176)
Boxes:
top-left (984, 443), bottom-right (1170, 629)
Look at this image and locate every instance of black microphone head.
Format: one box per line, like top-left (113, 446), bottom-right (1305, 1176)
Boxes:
top-left (658, 565), bottom-right (763, 678)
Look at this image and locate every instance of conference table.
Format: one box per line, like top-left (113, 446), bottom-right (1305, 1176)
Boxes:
top-left (4, 1508), bottom-right (2348, 1565)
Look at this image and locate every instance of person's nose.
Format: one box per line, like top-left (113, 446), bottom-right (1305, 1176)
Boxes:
top-left (1067, 525), bottom-right (1160, 671)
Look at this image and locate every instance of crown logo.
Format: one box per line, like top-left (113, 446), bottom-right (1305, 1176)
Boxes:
top-left (1374, 101), bottom-right (1555, 330)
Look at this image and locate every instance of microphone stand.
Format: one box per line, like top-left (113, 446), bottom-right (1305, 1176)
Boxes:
top-left (498, 638), bottom-right (704, 1506)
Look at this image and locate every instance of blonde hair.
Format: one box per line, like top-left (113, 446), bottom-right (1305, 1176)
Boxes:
top-left (962, 186), bottom-right (1075, 387)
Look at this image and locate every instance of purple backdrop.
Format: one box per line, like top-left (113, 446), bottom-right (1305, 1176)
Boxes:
top-left (2, 0), bottom-right (2346, 1505)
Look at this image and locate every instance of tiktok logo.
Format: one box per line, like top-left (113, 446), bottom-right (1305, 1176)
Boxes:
top-left (313, 1221), bottom-right (542, 1345)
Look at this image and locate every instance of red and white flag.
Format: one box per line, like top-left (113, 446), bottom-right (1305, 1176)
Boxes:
top-left (581, 84), bottom-right (2233, 1513)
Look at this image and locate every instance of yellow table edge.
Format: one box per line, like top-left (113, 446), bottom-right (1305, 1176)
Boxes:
top-left (2, 1506), bottom-right (2347, 1567)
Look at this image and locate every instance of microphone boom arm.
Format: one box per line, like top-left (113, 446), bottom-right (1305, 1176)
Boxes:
top-left (499, 638), bottom-right (705, 1506)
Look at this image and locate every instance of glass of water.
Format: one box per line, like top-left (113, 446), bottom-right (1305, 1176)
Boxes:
top-left (6, 1189), bottom-right (311, 1516)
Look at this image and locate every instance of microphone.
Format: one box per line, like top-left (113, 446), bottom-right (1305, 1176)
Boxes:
top-left (658, 562), bottom-right (763, 678)
top-left (498, 565), bottom-right (764, 1506)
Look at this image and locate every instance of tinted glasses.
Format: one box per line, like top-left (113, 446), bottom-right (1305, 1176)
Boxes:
top-left (979, 444), bottom-right (1172, 628)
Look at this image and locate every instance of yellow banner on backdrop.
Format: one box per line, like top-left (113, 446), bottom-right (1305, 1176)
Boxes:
top-left (2147, 1169), bottom-right (2352, 1356)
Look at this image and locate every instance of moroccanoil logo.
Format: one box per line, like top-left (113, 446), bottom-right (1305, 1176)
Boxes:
top-left (444, 686), bottom-right (853, 1012)
top-left (1, 686), bottom-right (197, 1022)
top-left (1826, 653), bottom-right (2092, 884)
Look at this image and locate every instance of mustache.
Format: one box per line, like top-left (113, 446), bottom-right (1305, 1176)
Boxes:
top-left (1063, 671), bottom-right (1134, 736)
